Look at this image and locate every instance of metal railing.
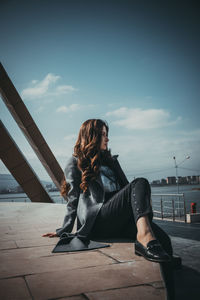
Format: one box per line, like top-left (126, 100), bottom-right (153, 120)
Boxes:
top-left (1, 193), bottom-right (187, 222)
top-left (152, 193), bottom-right (186, 222)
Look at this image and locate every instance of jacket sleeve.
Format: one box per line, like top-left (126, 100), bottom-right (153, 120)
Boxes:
top-left (56, 156), bottom-right (81, 236)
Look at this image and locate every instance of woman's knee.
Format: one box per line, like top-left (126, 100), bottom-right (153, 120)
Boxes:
top-left (130, 177), bottom-right (150, 188)
top-left (131, 177), bottom-right (149, 184)
top-left (138, 177), bottom-right (149, 184)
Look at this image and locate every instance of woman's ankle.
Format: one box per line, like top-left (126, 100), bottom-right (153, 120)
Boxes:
top-left (136, 215), bottom-right (155, 246)
top-left (137, 231), bottom-right (155, 247)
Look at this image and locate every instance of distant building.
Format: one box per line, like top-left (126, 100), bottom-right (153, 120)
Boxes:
top-left (186, 176), bottom-right (192, 184)
top-left (186, 175), bottom-right (200, 184)
top-left (166, 176), bottom-right (176, 185)
top-left (191, 175), bottom-right (199, 184)
top-left (151, 180), bottom-right (161, 186)
top-left (150, 175), bottom-right (200, 186)
top-left (178, 176), bottom-right (187, 184)
top-left (161, 178), bottom-right (167, 185)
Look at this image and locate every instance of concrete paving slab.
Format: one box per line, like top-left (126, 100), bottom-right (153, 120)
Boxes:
top-left (0, 240), bottom-right (17, 250)
top-left (0, 203), bottom-right (166, 300)
top-left (86, 284), bottom-right (165, 300)
top-left (8, 225), bottom-right (56, 232)
top-left (99, 242), bottom-right (144, 262)
top-left (130, 260), bottom-right (162, 283)
top-left (0, 249), bottom-right (114, 278)
top-left (0, 244), bottom-right (55, 260)
top-left (26, 262), bottom-right (156, 300)
top-left (0, 225), bottom-right (11, 231)
top-left (1, 231), bottom-right (43, 241)
top-left (15, 237), bottom-right (57, 248)
top-left (0, 277), bottom-right (31, 300)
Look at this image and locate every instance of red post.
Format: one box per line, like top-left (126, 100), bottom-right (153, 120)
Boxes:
top-left (191, 202), bottom-right (197, 214)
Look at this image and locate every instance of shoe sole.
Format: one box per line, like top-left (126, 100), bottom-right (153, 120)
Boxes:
top-left (135, 250), bottom-right (171, 263)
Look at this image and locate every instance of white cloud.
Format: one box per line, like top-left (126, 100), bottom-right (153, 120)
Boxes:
top-left (55, 85), bottom-right (77, 94)
top-left (64, 134), bottom-right (77, 141)
top-left (106, 107), bottom-right (181, 130)
top-left (21, 73), bottom-right (60, 99)
top-left (21, 73), bottom-right (77, 100)
top-left (56, 103), bottom-right (81, 113)
top-left (31, 80), bottom-right (38, 84)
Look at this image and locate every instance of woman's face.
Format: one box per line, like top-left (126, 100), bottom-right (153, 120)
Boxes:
top-left (100, 126), bottom-right (109, 150)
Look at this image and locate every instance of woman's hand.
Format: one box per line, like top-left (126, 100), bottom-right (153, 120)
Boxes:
top-left (42, 232), bottom-right (58, 238)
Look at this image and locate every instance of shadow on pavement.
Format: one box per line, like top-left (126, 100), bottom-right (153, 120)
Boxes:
top-left (154, 219), bottom-right (200, 299)
top-left (174, 265), bottom-right (200, 300)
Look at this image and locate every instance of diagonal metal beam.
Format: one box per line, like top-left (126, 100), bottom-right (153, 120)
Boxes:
top-left (0, 62), bottom-right (64, 191)
top-left (0, 121), bottom-right (53, 203)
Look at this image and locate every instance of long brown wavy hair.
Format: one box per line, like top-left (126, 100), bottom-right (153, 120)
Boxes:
top-left (60, 119), bottom-right (112, 197)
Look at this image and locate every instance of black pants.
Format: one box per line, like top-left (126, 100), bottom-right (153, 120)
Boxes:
top-left (91, 178), bottom-right (173, 256)
top-left (91, 178), bottom-right (175, 299)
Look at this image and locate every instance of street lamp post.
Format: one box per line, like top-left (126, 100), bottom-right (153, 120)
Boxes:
top-left (173, 156), bottom-right (190, 194)
top-left (173, 156), bottom-right (179, 193)
top-left (173, 156), bottom-right (190, 218)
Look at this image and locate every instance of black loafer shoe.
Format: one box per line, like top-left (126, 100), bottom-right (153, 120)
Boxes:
top-left (135, 240), bottom-right (171, 263)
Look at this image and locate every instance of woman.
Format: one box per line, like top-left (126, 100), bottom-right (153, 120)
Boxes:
top-left (43, 119), bottom-right (172, 263)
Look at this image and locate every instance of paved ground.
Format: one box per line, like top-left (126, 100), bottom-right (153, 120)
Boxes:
top-left (155, 219), bottom-right (200, 300)
top-left (0, 202), bottom-right (166, 300)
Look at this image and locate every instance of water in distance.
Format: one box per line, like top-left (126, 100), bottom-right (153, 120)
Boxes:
top-left (0, 184), bottom-right (200, 214)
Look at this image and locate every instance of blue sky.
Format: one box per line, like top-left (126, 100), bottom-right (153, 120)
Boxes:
top-left (0, 0), bottom-right (200, 182)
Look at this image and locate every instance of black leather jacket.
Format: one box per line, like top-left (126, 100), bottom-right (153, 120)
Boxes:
top-left (56, 155), bottom-right (129, 238)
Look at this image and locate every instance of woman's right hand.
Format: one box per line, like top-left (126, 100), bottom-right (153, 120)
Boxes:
top-left (42, 232), bottom-right (58, 238)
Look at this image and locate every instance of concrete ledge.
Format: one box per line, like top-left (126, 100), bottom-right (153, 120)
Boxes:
top-left (186, 213), bottom-right (200, 223)
top-left (0, 203), bottom-right (166, 300)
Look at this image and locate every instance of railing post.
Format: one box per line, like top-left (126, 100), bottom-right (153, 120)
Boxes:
top-left (178, 195), bottom-right (181, 219)
top-left (172, 199), bottom-right (175, 221)
top-left (183, 194), bottom-right (187, 223)
top-left (161, 197), bottom-right (163, 220)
